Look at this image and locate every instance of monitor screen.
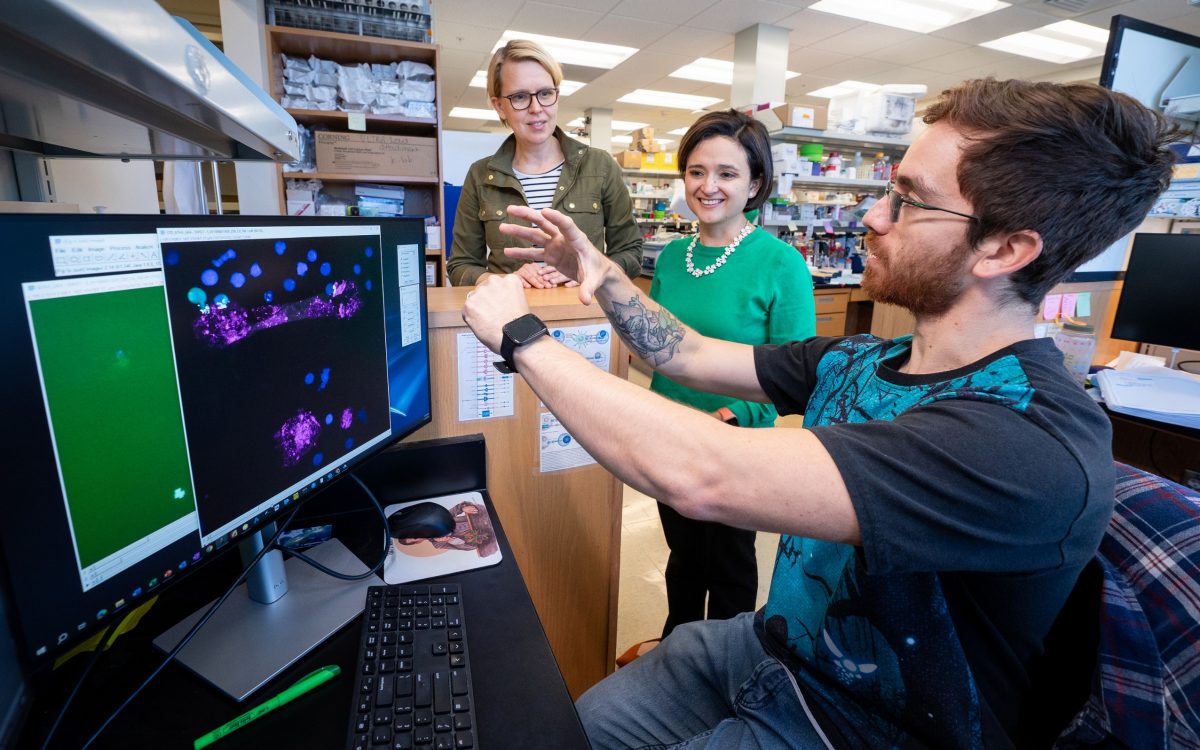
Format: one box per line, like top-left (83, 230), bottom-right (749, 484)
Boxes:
top-left (1110, 232), bottom-right (1200, 353)
top-left (0, 213), bottom-right (431, 673)
top-left (1099, 14), bottom-right (1200, 121)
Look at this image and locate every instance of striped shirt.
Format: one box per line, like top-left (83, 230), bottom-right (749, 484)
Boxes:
top-left (513, 161), bottom-right (564, 211)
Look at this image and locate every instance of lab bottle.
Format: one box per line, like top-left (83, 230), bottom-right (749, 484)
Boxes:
top-left (1052, 323), bottom-right (1097, 385)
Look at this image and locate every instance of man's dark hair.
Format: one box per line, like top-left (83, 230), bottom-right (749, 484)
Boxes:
top-left (676, 109), bottom-right (774, 211)
top-left (924, 78), bottom-right (1182, 308)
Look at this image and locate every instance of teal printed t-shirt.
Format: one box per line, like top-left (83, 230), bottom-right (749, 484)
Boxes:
top-left (751, 334), bottom-right (1114, 748)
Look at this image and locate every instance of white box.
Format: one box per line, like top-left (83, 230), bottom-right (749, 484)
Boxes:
top-left (770, 142), bottom-right (797, 159)
top-left (286, 199), bottom-right (315, 216)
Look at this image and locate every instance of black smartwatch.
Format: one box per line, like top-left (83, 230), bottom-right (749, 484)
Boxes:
top-left (493, 313), bottom-right (549, 374)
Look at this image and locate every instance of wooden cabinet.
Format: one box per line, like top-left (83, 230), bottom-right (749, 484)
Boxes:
top-left (813, 289), bottom-right (850, 336)
top-left (264, 25), bottom-right (446, 285)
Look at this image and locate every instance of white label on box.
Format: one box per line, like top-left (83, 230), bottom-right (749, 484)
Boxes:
top-left (347, 112), bottom-right (367, 132)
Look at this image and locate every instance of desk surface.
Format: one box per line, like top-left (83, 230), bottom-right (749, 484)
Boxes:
top-left (20, 441), bottom-right (588, 750)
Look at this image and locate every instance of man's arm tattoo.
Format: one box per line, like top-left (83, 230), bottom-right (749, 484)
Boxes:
top-left (604, 296), bottom-right (685, 366)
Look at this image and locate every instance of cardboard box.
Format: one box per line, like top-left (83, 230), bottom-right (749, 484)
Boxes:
top-left (638, 138), bottom-right (663, 153)
top-left (641, 151), bottom-right (677, 170)
top-left (756, 104), bottom-right (828, 131)
top-left (630, 126), bottom-right (654, 142)
top-left (616, 150), bottom-right (643, 168)
top-left (314, 131), bottom-right (438, 178)
top-left (286, 199), bottom-right (315, 216)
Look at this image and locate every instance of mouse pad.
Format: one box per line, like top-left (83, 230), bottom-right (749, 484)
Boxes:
top-left (382, 491), bottom-right (503, 584)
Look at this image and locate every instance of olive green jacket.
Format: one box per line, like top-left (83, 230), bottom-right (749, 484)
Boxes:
top-left (447, 128), bottom-right (643, 286)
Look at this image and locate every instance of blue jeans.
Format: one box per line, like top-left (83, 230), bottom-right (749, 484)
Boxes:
top-left (576, 613), bottom-right (833, 749)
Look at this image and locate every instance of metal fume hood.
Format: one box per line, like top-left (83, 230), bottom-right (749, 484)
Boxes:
top-left (0, 0), bottom-right (300, 162)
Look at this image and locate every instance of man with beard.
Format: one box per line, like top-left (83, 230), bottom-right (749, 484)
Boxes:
top-left (462, 78), bottom-right (1181, 749)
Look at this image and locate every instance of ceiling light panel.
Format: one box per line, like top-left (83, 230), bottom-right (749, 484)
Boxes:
top-left (805, 80), bottom-right (881, 99)
top-left (979, 20), bottom-right (1109, 63)
top-left (448, 107), bottom-right (500, 121)
top-left (809, 0), bottom-right (1010, 34)
top-left (618, 89), bottom-right (723, 110)
top-left (566, 118), bottom-right (650, 132)
top-left (669, 58), bottom-right (800, 85)
top-left (495, 30), bottom-right (637, 70)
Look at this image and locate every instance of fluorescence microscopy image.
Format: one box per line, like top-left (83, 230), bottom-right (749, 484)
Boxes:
top-left (160, 232), bottom-right (391, 534)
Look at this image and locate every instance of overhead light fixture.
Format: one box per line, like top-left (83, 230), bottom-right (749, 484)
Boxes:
top-left (805, 80), bottom-right (881, 99)
top-left (495, 30), bottom-right (637, 69)
top-left (667, 127), bottom-right (690, 135)
top-left (448, 107), bottom-right (500, 121)
top-left (566, 117), bottom-right (649, 132)
top-left (979, 20), bottom-right (1110, 64)
top-left (470, 70), bottom-right (585, 95)
top-left (669, 57), bottom-right (800, 85)
top-left (618, 89), bottom-right (723, 110)
top-left (809, 0), bottom-right (1009, 34)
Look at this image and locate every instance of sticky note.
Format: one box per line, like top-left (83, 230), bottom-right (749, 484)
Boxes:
top-left (347, 112), bottom-right (367, 132)
top-left (1061, 293), bottom-right (1077, 318)
top-left (787, 221), bottom-right (798, 232)
top-left (1042, 294), bottom-right (1062, 321)
top-left (823, 221), bottom-right (834, 234)
top-left (1076, 292), bottom-right (1091, 317)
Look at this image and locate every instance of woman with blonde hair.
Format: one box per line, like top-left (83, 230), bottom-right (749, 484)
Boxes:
top-left (446, 40), bottom-right (642, 288)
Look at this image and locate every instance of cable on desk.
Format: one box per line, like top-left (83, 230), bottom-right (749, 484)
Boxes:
top-left (75, 503), bottom-right (302, 750)
top-left (280, 472), bottom-right (390, 581)
top-left (36, 624), bottom-right (111, 750)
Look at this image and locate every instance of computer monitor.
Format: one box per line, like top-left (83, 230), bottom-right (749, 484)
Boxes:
top-left (1100, 14), bottom-right (1200, 121)
top-left (1110, 233), bottom-right (1200, 359)
top-left (0, 213), bottom-right (431, 700)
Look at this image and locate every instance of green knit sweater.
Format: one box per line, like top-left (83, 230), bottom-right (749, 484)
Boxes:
top-left (649, 227), bottom-right (816, 428)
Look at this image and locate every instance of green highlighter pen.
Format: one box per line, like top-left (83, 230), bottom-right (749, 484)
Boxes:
top-left (194, 664), bottom-right (341, 749)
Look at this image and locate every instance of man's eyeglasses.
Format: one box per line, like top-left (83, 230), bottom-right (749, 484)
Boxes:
top-left (884, 182), bottom-right (980, 224)
top-left (498, 88), bottom-right (559, 110)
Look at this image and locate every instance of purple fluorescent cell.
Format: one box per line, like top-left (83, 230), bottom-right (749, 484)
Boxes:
top-left (200, 269), bottom-right (218, 287)
top-left (307, 249), bottom-right (318, 262)
top-left (324, 413), bottom-right (333, 426)
top-left (165, 251), bottom-right (180, 266)
top-left (283, 278), bottom-right (296, 292)
top-left (304, 372), bottom-right (315, 385)
top-left (353, 264), bottom-right (361, 275)
top-left (364, 246), bottom-right (374, 258)
top-left (193, 303), bottom-right (251, 346)
top-left (274, 240), bottom-right (287, 256)
top-left (340, 408), bottom-right (353, 429)
top-left (250, 262), bottom-right (262, 278)
top-left (344, 438), bottom-right (355, 450)
top-left (264, 290), bottom-right (274, 303)
top-left (230, 272), bottom-right (246, 289)
top-left (274, 410), bottom-right (320, 467)
top-left (319, 262), bottom-right (332, 277)
top-left (296, 262), bottom-right (308, 277)
top-left (312, 453), bottom-right (324, 466)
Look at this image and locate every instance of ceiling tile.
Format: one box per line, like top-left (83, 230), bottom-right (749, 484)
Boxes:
top-left (587, 14), bottom-right (676, 48)
top-left (787, 46), bottom-right (852, 72)
top-left (781, 9), bottom-right (867, 47)
top-left (435, 21), bottom-right (505, 51)
top-left (863, 36), bottom-right (970, 66)
top-left (645, 25), bottom-right (734, 56)
top-left (806, 56), bottom-right (894, 80)
top-left (610, 0), bottom-right (715, 22)
top-left (507, 2), bottom-right (607, 35)
top-left (808, 24), bottom-right (921, 53)
top-left (912, 45), bottom-right (1012, 73)
top-left (433, 0), bottom-right (522, 28)
top-left (535, 0), bottom-right (623, 11)
top-left (686, 0), bottom-right (798, 32)
top-left (929, 5), bottom-right (1059, 45)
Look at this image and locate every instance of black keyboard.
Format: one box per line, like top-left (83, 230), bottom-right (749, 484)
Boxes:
top-left (347, 583), bottom-right (477, 750)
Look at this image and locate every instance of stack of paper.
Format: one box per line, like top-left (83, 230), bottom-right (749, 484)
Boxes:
top-left (1096, 366), bottom-right (1200, 429)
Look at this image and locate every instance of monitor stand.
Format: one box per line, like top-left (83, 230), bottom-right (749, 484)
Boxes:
top-left (153, 535), bottom-right (381, 702)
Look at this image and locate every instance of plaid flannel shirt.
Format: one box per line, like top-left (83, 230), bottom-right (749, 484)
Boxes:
top-left (1056, 463), bottom-right (1200, 748)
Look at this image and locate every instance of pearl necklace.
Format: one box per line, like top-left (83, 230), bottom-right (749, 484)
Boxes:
top-left (685, 222), bottom-right (755, 278)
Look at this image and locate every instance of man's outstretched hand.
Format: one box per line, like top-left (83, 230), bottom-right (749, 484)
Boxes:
top-left (499, 206), bottom-right (613, 305)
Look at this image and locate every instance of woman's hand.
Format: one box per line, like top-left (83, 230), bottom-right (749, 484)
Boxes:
top-left (513, 262), bottom-right (554, 289)
top-left (501, 206), bottom-right (613, 304)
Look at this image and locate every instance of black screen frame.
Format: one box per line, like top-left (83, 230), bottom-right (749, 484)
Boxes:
top-left (1110, 232), bottom-right (1200, 353)
top-left (1099, 14), bottom-right (1200, 97)
top-left (0, 213), bottom-right (432, 683)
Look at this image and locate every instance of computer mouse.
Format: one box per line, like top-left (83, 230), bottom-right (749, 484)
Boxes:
top-left (387, 502), bottom-right (455, 539)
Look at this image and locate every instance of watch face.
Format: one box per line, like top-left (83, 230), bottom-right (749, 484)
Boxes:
top-left (505, 314), bottom-right (547, 344)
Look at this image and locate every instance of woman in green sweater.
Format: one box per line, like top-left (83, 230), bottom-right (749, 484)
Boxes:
top-left (650, 109), bottom-right (815, 638)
